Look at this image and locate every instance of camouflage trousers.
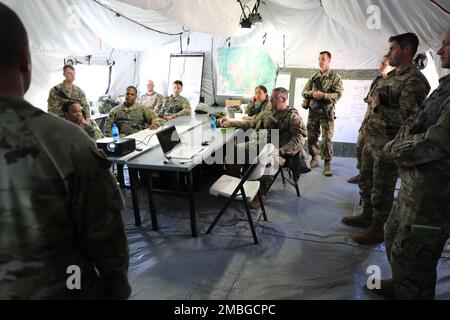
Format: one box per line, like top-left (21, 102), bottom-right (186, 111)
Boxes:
top-left (355, 130), bottom-right (365, 170)
top-left (385, 169), bottom-right (450, 299)
top-left (358, 143), bottom-right (398, 223)
top-left (307, 109), bottom-right (334, 161)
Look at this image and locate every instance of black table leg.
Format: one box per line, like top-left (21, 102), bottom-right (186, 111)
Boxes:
top-left (129, 168), bottom-right (142, 227)
top-left (146, 170), bottom-right (159, 231)
top-left (187, 171), bottom-right (197, 237)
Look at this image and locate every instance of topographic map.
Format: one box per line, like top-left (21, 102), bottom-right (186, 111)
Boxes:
top-left (217, 46), bottom-right (277, 97)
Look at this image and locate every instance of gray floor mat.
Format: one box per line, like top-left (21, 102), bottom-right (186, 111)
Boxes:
top-left (120, 157), bottom-right (450, 300)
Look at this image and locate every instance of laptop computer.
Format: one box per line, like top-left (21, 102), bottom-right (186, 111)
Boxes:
top-left (156, 125), bottom-right (204, 160)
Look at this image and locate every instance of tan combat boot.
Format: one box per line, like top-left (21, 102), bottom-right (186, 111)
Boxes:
top-left (347, 175), bottom-right (360, 184)
top-left (310, 156), bottom-right (320, 168)
top-left (341, 207), bottom-right (373, 228)
top-left (323, 160), bottom-right (332, 177)
top-left (364, 279), bottom-right (396, 299)
top-left (351, 220), bottom-right (385, 244)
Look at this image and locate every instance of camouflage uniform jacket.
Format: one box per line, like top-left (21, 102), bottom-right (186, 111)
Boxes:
top-left (48, 82), bottom-right (90, 118)
top-left (302, 69), bottom-right (344, 111)
top-left (365, 65), bottom-right (431, 146)
top-left (360, 75), bottom-right (385, 130)
top-left (384, 74), bottom-right (450, 232)
top-left (0, 96), bottom-right (130, 299)
top-left (386, 74), bottom-right (450, 171)
top-left (105, 103), bottom-right (163, 137)
top-left (140, 91), bottom-right (163, 110)
top-left (231, 107), bottom-right (307, 158)
top-left (246, 99), bottom-right (272, 117)
top-left (155, 95), bottom-right (191, 119)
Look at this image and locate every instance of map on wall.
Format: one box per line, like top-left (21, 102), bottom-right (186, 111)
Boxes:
top-left (216, 46), bottom-right (277, 97)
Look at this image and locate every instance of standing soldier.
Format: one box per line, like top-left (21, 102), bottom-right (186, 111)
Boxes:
top-left (156, 80), bottom-right (191, 121)
top-left (369, 27), bottom-right (450, 300)
top-left (342, 33), bottom-right (431, 244)
top-left (48, 65), bottom-right (91, 122)
top-left (140, 79), bottom-right (163, 111)
top-left (105, 86), bottom-right (163, 137)
top-left (302, 51), bottom-right (344, 177)
top-left (347, 55), bottom-right (394, 184)
top-left (0, 3), bottom-right (130, 299)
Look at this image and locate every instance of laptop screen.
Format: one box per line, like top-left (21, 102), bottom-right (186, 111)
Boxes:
top-left (156, 126), bottom-right (181, 155)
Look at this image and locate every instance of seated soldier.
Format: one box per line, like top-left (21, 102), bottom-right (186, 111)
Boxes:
top-left (140, 79), bottom-right (163, 110)
top-left (62, 101), bottom-right (104, 141)
top-left (220, 87), bottom-right (307, 208)
top-left (242, 85), bottom-right (272, 121)
top-left (105, 86), bottom-right (163, 137)
top-left (156, 80), bottom-right (191, 121)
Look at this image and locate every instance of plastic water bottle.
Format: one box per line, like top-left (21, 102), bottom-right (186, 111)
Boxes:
top-left (112, 124), bottom-right (120, 142)
top-left (210, 114), bottom-right (217, 131)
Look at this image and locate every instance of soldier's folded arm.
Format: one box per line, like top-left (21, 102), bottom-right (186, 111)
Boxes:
top-left (397, 102), bottom-right (450, 167)
top-left (302, 79), bottom-right (314, 99)
top-left (173, 99), bottom-right (191, 118)
top-left (71, 138), bottom-right (131, 299)
top-left (399, 77), bottom-right (431, 120)
top-left (323, 77), bottom-right (344, 103)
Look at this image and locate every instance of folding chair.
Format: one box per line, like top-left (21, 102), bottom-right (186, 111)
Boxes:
top-left (266, 156), bottom-right (301, 198)
top-left (206, 143), bottom-right (275, 244)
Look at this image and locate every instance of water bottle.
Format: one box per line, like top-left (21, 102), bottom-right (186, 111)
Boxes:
top-left (210, 113), bottom-right (217, 131)
top-left (112, 124), bottom-right (120, 142)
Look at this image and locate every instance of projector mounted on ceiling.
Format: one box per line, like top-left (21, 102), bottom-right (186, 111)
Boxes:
top-left (237, 0), bottom-right (263, 29)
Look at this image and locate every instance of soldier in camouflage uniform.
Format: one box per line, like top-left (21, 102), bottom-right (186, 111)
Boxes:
top-left (105, 86), bottom-right (163, 137)
top-left (140, 79), bottom-right (163, 111)
top-left (348, 57), bottom-right (392, 183)
top-left (221, 87), bottom-right (307, 208)
top-left (47, 65), bottom-right (91, 121)
top-left (243, 85), bottom-right (272, 120)
top-left (368, 27), bottom-right (450, 300)
top-left (0, 3), bottom-right (130, 299)
top-left (302, 51), bottom-right (344, 177)
top-left (347, 56), bottom-right (394, 184)
top-left (155, 80), bottom-right (191, 121)
top-left (62, 101), bottom-right (104, 141)
top-left (343, 33), bottom-right (431, 245)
